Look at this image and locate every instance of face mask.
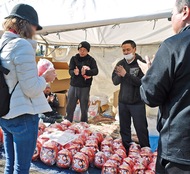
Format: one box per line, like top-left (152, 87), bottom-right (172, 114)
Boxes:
top-left (124, 53), bottom-right (134, 61)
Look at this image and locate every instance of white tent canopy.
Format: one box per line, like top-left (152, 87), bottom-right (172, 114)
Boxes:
top-left (0, 0), bottom-right (176, 98)
top-left (0, 0), bottom-right (175, 45)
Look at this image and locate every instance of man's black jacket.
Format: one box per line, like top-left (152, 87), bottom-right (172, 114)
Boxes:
top-left (112, 54), bottom-right (145, 105)
top-left (69, 54), bottom-right (98, 87)
top-left (140, 25), bottom-right (190, 165)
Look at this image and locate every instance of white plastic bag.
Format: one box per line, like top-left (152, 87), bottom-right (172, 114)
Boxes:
top-left (73, 104), bottom-right (81, 122)
top-left (88, 102), bottom-right (99, 118)
top-left (37, 59), bottom-right (54, 76)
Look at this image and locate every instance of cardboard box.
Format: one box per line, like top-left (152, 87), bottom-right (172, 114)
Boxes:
top-left (36, 56), bottom-right (53, 63)
top-left (56, 92), bottom-right (67, 107)
top-left (51, 62), bottom-right (70, 92)
top-left (113, 90), bottom-right (119, 108)
top-left (100, 104), bottom-right (109, 113)
top-left (50, 79), bottom-right (70, 92)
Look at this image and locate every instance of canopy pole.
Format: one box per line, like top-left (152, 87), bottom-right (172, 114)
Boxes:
top-left (39, 35), bottom-right (49, 56)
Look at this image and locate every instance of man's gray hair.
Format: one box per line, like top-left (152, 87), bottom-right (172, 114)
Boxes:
top-left (176, 0), bottom-right (190, 12)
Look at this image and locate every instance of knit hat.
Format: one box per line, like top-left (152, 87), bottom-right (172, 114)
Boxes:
top-left (5, 4), bottom-right (42, 30)
top-left (78, 41), bottom-right (91, 52)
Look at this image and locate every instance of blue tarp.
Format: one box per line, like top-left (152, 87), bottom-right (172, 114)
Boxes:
top-left (149, 135), bottom-right (159, 152)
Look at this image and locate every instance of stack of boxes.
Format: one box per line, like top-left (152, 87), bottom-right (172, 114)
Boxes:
top-left (36, 57), bottom-right (70, 116)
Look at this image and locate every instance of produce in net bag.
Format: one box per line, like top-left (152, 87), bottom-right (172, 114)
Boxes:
top-left (85, 139), bottom-right (99, 153)
top-left (38, 123), bottom-right (46, 137)
top-left (92, 132), bottom-right (104, 144)
top-left (37, 58), bottom-right (54, 76)
top-left (118, 163), bottom-right (132, 174)
top-left (64, 143), bottom-right (79, 156)
top-left (115, 148), bottom-right (127, 160)
top-left (104, 136), bottom-right (113, 143)
top-left (94, 151), bottom-right (107, 169)
top-left (102, 146), bottom-right (113, 159)
top-left (109, 154), bottom-right (122, 168)
top-left (80, 147), bottom-right (95, 164)
top-left (72, 138), bottom-right (84, 150)
top-left (129, 142), bottom-right (141, 153)
top-left (101, 139), bottom-right (113, 151)
top-left (82, 66), bottom-right (91, 79)
top-left (32, 141), bottom-right (42, 161)
top-left (102, 160), bottom-right (118, 174)
top-left (147, 162), bottom-right (156, 172)
top-left (40, 140), bottom-right (58, 166)
top-left (140, 150), bottom-right (153, 165)
top-left (56, 149), bottom-right (72, 169)
top-left (133, 163), bottom-right (146, 174)
top-left (72, 152), bottom-right (89, 172)
top-left (113, 138), bottom-right (122, 149)
top-left (60, 119), bottom-right (72, 127)
top-left (152, 151), bottom-right (157, 162)
top-left (123, 157), bottom-right (135, 169)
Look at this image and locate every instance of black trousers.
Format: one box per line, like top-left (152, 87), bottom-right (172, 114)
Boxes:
top-left (118, 102), bottom-right (150, 150)
top-left (156, 157), bottom-right (190, 174)
top-left (66, 86), bottom-right (90, 122)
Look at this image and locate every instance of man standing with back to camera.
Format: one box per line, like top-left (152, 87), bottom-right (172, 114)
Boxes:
top-left (138, 0), bottom-right (190, 173)
top-left (112, 40), bottom-right (150, 153)
top-left (66, 41), bottom-right (98, 123)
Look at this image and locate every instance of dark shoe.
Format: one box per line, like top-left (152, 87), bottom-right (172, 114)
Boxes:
top-left (52, 114), bottom-right (63, 119)
top-left (42, 117), bottom-right (56, 124)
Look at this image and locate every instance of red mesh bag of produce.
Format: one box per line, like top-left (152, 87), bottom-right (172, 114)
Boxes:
top-left (85, 139), bottom-right (99, 153)
top-left (80, 147), bottom-right (95, 164)
top-left (82, 66), bottom-right (91, 79)
top-left (102, 160), bottom-right (117, 174)
top-left (129, 142), bottom-right (141, 153)
top-left (94, 151), bottom-right (107, 169)
top-left (32, 141), bottom-right (42, 161)
top-left (64, 143), bottom-right (79, 156)
top-left (56, 148), bottom-right (72, 168)
top-left (123, 157), bottom-right (135, 169)
top-left (60, 119), bottom-right (72, 127)
top-left (102, 146), bottom-right (113, 159)
top-left (72, 152), bottom-right (89, 172)
top-left (92, 132), bottom-right (104, 144)
top-left (109, 154), bottom-right (122, 167)
top-left (115, 148), bottom-right (127, 160)
top-left (118, 163), bottom-right (132, 174)
top-left (133, 163), bottom-right (146, 174)
top-left (40, 140), bottom-right (58, 165)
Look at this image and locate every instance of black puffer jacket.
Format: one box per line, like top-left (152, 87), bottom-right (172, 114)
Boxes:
top-left (140, 25), bottom-right (190, 165)
top-left (112, 54), bottom-right (145, 104)
top-left (69, 54), bottom-right (98, 87)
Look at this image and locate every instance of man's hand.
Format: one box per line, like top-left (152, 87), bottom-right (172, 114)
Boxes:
top-left (74, 66), bottom-right (79, 75)
top-left (137, 55), bottom-right (154, 74)
top-left (81, 66), bottom-right (86, 76)
top-left (47, 95), bottom-right (54, 102)
top-left (115, 65), bottom-right (126, 77)
top-left (42, 69), bottom-right (56, 82)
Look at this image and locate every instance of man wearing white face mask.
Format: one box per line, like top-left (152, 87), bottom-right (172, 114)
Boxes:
top-left (112, 40), bottom-right (150, 153)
